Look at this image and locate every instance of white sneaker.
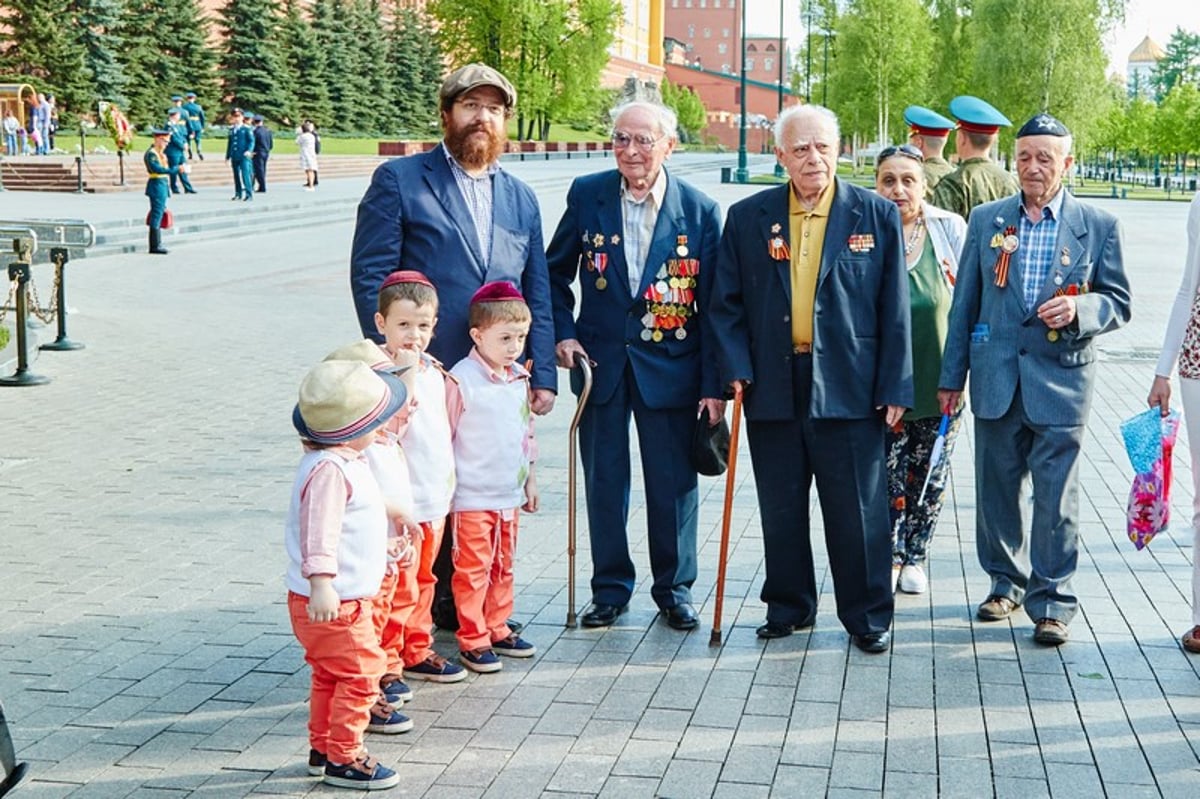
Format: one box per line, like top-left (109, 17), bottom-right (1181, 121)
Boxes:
top-left (891, 565), bottom-right (901, 593)
top-left (898, 564), bottom-right (927, 594)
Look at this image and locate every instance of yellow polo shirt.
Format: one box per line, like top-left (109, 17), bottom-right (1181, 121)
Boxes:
top-left (790, 178), bottom-right (836, 347)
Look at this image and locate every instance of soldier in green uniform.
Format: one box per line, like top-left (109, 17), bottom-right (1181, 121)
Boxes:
top-left (145, 128), bottom-right (183, 255)
top-left (904, 105), bottom-right (955, 195)
top-left (930, 95), bottom-right (1020, 221)
top-left (183, 91), bottom-right (206, 160)
top-left (165, 108), bottom-right (197, 195)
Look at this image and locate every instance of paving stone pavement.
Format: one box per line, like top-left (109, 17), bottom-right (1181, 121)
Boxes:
top-left (1, 158), bottom-right (1198, 797)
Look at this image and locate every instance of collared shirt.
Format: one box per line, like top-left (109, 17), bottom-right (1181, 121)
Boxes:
top-left (444, 145), bottom-right (499, 267)
top-left (789, 178), bottom-right (837, 347)
top-left (620, 169), bottom-right (668, 295)
top-left (1017, 186), bottom-right (1066, 309)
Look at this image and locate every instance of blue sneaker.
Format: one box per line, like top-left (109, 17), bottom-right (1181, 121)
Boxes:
top-left (381, 678), bottom-right (412, 704)
top-left (366, 696), bottom-right (413, 734)
top-left (323, 753), bottom-right (400, 790)
top-left (403, 653), bottom-right (466, 683)
top-left (492, 634), bottom-right (536, 658)
top-left (459, 647), bottom-right (502, 673)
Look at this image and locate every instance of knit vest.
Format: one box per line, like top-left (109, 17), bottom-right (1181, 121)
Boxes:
top-left (450, 355), bottom-right (532, 512)
top-left (284, 449), bottom-right (387, 600)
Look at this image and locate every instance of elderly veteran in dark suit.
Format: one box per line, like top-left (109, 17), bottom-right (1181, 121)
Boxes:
top-left (709, 104), bottom-right (912, 653)
top-left (937, 113), bottom-right (1131, 646)
top-left (547, 100), bottom-right (724, 631)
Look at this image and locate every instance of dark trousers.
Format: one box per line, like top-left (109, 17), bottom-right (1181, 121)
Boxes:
top-left (253, 154), bottom-right (269, 192)
top-left (744, 354), bottom-right (894, 636)
top-left (578, 363), bottom-right (698, 610)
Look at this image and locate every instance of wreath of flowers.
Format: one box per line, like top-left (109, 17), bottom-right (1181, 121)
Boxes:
top-left (97, 101), bottom-right (134, 152)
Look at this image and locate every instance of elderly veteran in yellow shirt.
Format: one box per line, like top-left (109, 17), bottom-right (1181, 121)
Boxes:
top-left (709, 104), bottom-right (912, 653)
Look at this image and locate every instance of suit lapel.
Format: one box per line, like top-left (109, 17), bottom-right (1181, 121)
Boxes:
top-left (982, 197), bottom-right (1033, 316)
top-left (595, 172), bottom-right (634, 297)
top-left (1045, 191), bottom-right (1090, 300)
top-left (818, 180), bottom-right (860, 290)
top-left (757, 184), bottom-right (793, 301)
top-left (424, 146), bottom-right (486, 278)
top-left (638, 169), bottom-right (686, 298)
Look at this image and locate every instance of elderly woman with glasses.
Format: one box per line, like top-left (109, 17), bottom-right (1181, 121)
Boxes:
top-left (874, 143), bottom-right (968, 594)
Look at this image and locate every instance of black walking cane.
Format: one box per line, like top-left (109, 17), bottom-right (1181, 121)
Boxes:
top-left (566, 352), bottom-right (593, 627)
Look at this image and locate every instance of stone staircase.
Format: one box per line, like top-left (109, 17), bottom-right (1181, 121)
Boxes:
top-left (1, 154), bottom-right (389, 193)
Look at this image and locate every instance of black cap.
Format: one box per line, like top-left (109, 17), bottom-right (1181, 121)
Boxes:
top-left (1016, 113), bottom-right (1070, 138)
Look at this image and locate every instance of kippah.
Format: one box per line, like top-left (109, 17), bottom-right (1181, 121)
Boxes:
top-left (1016, 113), bottom-right (1071, 138)
top-left (470, 280), bottom-right (524, 304)
top-left (380, 270), bottom-right (436, 291)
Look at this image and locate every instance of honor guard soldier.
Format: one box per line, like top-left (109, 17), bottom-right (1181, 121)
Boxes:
top-left (169, 94), bottom-right (191, 134)
top-left (165, 108), bottom-right (197, 195)
top-left (225, 108), bottom-right (255, 201)
top-left (145, 127), bottom-right (184, 255)
top-left (930, 95), bottom-right (1020, 221)
top-left (904, 105), bottom-right (955, 194)
top-left (183, 91), bottom-right (206, 159)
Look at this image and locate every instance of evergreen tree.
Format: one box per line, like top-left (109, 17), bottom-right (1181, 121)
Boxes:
top-left (0, 0), bottom-right (91, 113)
top-left (219, 0), bottom-right (295, 124)
top-left (161, 0), bottom-right (219, 111)
top-left (1152, 27), bottom-right (1200, 100)
top-left (280, 0), bottom-right (335, 125)
top-left (117, 0), bottom-right (180, 127)
top-left (350, 0), bottom-right (393, 135)
top-left (72, 0), bottom-right (129, 109)
top-left (387, 4), bottom-right (440, 136)
top-left (320, 0), bottom-right (370, 132)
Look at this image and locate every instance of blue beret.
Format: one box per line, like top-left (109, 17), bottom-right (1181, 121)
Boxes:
top-left (903, 105), bottom-right (955, 135)
top-left (948, 95), bottom-right (1012, 133)
top-left (1016, 113), bottom-right (1070, 138)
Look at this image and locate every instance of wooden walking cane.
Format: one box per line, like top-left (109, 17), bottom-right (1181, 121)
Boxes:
top-left (566, 352), bottom-right (593, 627)
top-left (710, 383), bottom-right (744, 646)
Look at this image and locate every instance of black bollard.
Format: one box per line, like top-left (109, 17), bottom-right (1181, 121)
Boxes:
top-left (74, 156), bottom-right (84, 194)
top-left (40, 248), bottom-right (83, 352)
top-left (117, 149), bottom-right (126, 186)
top-left (0, 262), bottom-right (50, 386)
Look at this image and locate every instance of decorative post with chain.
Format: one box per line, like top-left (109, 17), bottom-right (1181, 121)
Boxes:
top-left (0, 233), bottom-right (50, 386)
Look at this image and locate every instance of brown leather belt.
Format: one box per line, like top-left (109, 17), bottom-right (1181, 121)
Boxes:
top-left (793, 343), bottom-right (812, 354)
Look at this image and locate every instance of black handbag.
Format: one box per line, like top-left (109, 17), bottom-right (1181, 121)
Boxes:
top-left (690, 411), bottom-right (730, 476)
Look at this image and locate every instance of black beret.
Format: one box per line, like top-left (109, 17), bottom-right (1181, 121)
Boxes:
top-left (1017, 113), bottom-right (1070, 138)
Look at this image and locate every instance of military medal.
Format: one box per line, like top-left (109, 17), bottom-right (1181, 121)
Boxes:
top-left (1047, 330), bottom-right (1060, 342)
top-left (1053, 269), bottom-right (1064, 286)
top-left (611, 234), bottom-right (620, 246)
top-left (595, 276), bottom-right (607, 290)
top-left (594, 252), bottom-right (608, 290)
top-left (592, 233), bottom-right (605, 248)
top-left (676, 234), bottom-right (688, 257)
top-left (1060, 247), bottom-right (1070, 267)
top-left (993, 226), bottom-right (1017, 288)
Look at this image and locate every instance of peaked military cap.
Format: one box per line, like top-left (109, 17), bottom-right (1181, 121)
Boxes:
top-left (150, 127), bottom-right (171, 137)
top-left (185, 91), bottom-right (197, 98)
top-left (948, 95), bottom-right (1012, 134)
top-left (166, 107), bottom-right (181, 116)
top-left (170, 94), bottom-right (184, 101)
top-left (1016, 113), bottom-right (1070, 138)
top-left (904, 105), bottom-right (955, 136)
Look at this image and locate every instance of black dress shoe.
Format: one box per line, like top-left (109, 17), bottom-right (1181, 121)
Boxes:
top-left (852, 631), bottom-right (891, 653)
top-left (663, 602), bottom-right (699, 631)
top-left (755, 617), bottom-right (816, 639)
top-left (581, 603), bottom-right (627, 628)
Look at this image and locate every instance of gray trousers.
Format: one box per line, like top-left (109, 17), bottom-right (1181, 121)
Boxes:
top-left (975, 391), bottom-right (1084, 624)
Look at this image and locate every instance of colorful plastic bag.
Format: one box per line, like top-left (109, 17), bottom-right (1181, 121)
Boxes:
top-left (1121, 407), bottom-right (1181, 550)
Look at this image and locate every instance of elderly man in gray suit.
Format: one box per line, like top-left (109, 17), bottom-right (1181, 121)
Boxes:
top-left (938, 113), bottom-right (1131, 646)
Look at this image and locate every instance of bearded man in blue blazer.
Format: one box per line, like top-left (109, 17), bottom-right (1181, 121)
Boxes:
top-left (938, 113), bottom-right (1131, 646)
top-left (547, 101), bottom-right (725, 631)
top-left (709, 104), bottom-right (912, 653)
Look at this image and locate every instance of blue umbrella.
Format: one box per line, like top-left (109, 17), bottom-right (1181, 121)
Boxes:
top-left (917, 413), bottom-right (952, 505)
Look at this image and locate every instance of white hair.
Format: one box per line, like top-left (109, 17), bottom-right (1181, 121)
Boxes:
top-left (774, 104), bottom-right (839, 149)
top-left (611, 101), bottom-right (679, 140)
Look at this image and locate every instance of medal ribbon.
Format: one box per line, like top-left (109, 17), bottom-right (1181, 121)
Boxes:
top-left (993, 226), bottom-right (1016, 288)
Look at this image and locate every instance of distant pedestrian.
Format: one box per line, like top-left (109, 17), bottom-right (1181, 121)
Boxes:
top-left (286, 359), bottom-right (407, 790)
top-left (297, 121), bottom-right (318, 190)
top-left (2, 107), bottom-right (17, 156)
top-left (31, 93), bottom-right (49, 155)
top-left (183, 92), bottom-right (206, 160)
top-left (225, 108), bottom-right (255, 201)
top-left (305, 119), bottom-right (322, 186)
top-left (252, 114), bottom-right (274, 192)
top-left (47, 94), bottom-right (57, 151)
top-left (930, 96), bottom-right (1020, 221)
top-left (165, 108), bottom-right (197, 195)
top-left (144, 127), bottom-right (183, 255)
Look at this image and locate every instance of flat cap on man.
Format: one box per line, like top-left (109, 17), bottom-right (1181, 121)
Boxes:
top-left (1016, 112), bottom-right (1071, 138)
top-left (440, 63), bottom-right (517, 109)
top-left (904, 105), bottom-right (955, 136)
top-left (948, 95), bottom-right (1012, 135)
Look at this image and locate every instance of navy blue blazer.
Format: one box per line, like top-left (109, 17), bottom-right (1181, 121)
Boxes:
top-left (710, 179), bottom-right (913, 421)
top-left (546, 169), bottom-right (722, 408)
top-left (225, 125), bottom-right (253, 162)
top-left (349, 144), bottom-right (556, 391)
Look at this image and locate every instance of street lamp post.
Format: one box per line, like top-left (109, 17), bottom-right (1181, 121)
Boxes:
top-left (735, 0), bottom-right (749, 183)
top-left (774, 0), bottom-right (785, 178)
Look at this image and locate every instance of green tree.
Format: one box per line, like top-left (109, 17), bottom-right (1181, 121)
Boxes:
top-left (828, 0), bottom-right (933, 145)
top-left (1152, 27), bottom-right (1200, 100)
top-left (0, 0), bottom-right (90, 113)
top-left (73, 0), bottom-right (128, 109)
top-left (970, 0), bottom-right (1119, 152)
top-left (118, 0), bottom-right (180, 127)
top-left (161, 0), bottom-right (219, 110)
top-left (280, 0), bottom-right (334, 125)
top-left (795, 0), bottom-right (838, 103)
top-left (219, 0), bottom-right (295, 124)
top-left (315, 0), bottom-right (372, 132)
top-left (926, 0), bottom-right (975, 111)
top-left (1152, 81), bottom-right (1200, 172)
top-left (386, 4), bottom-right (441, 136)
top-left (348, 0), bottom-right (392, 134)
top-left (661, 78), bottom-right (706, 142)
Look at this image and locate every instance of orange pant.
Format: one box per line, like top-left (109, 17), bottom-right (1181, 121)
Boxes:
top-left (371, 555), bottom-right (419, 679)
top-left (451, 509), bottom-right (518, 652)
top-left (401, 517), bottom-right (446, 667)
top-left (288, 592), bottom-right (386, 764)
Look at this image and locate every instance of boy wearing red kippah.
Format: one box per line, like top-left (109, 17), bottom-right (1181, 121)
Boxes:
top-left (445, 281), bottom-right (539, 672)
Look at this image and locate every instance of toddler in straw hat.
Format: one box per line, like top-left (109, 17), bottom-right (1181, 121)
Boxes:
top-left (444, 281), bottom-right (539, 674)
top-left (285, 360), bottom-right (406, 791)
